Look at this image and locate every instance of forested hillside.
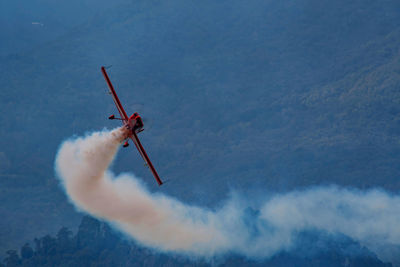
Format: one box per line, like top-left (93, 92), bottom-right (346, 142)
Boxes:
top-left (0, 0), bottom-right (126, 56)
top-left (1, 216), bottom-right (391, 267)
top-left (1, 0), bottom-right (400, 261)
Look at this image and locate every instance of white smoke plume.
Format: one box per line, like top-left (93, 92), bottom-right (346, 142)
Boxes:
top-left (55, 127), bottom-right (400, 262)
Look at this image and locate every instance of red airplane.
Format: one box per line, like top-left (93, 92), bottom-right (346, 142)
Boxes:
top-left (101, 66), bottom-right (163, 186)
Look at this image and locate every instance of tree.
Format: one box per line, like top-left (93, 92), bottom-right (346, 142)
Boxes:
top-left (20, 243), bottom-right (33, 260)
top-left (57, 227), bottom-right (73, 252)
top-left (3, 250), bottom-right (20, 267)
top-left (41, 235), bottom-right (57, 256)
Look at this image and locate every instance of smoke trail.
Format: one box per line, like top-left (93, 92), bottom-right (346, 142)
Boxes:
top-left (55, 128), bottom-right (400, 261)
top-left (55, 127), bottom-right (229, 256)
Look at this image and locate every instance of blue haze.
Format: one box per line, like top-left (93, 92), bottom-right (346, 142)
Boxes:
top-left (1, 0), bottom-right (400, 265)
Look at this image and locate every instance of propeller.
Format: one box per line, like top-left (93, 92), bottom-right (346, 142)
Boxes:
top-left (141, 117), bottom-right (154, 131)
top-left (128, 103), bottom-right (154, 132)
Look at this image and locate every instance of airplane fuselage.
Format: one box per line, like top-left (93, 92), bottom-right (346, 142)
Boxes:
top-left (127, 112), bottom-right (144, 134)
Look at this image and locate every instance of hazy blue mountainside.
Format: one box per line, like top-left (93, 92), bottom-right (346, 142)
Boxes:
top-left (1, 0), bottom-right (400, 260)
top-left (0, 0), bottom-right (126, 56)
top-left (1, 216), bottom-right (392, 267)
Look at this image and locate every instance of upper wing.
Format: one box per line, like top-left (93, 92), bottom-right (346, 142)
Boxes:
top-left (130, 133), bottom-right (163, 186)
top-left (101, 66), bottom-right (129, 122)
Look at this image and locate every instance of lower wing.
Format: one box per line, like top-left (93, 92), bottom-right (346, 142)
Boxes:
top-left (130, 134), bottom-right (163, 186)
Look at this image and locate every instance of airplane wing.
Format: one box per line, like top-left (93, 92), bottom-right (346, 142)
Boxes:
top-left (101, 66), bottom-right (129, 122)
top-left (101, 66), bottom-right (162, 186)
top-left (130, 133), bottom-right (163, 186)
